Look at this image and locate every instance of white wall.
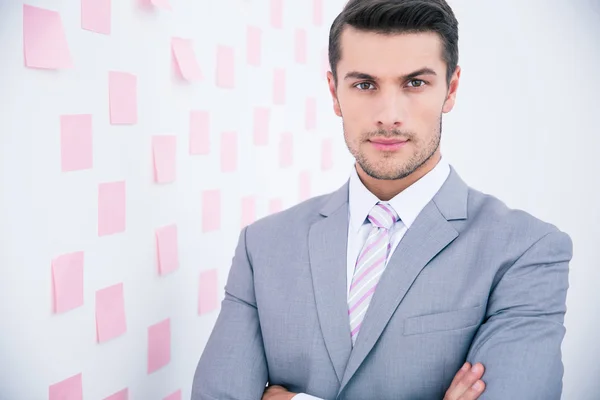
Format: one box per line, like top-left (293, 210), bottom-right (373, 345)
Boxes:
top-left (0, 0), bottom-right (597, 399)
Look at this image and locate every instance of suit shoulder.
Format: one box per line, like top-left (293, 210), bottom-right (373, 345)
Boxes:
top-left (466, 186), bottom-right (571, 245)
top-left (244, 192), bottom-right (331, 242)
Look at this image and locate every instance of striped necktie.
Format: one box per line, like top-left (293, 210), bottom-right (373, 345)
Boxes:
top-left (348, 201), bottom-right (399, 346)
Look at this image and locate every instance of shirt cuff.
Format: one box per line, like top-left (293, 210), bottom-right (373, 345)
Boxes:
top-left (292, 393), bottom-right (326, 400)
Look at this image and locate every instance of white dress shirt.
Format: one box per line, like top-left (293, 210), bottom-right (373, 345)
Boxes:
top-left (291, 158), bottom-right (451, 400)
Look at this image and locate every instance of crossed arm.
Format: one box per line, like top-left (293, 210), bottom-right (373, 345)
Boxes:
top-left (191, 226), bottom-right (572, 400)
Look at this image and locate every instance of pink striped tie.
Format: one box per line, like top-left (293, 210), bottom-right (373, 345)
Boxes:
top-left (348, 202), bottom-right (399, 346)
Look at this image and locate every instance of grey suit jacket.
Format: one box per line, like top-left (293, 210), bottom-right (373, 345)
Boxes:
top-left (191, 166), bottom-right (573, 400)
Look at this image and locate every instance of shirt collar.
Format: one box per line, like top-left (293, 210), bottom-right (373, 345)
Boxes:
top-left (348, 157), bottom-right (451, 232)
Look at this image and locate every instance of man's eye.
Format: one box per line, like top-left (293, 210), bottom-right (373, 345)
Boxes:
top-left (407, 79), bottom-right (426, 88)
top-left (355, 82), bottom-right (375, 91)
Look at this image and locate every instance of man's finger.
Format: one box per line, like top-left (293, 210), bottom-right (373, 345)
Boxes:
top-left (451, 363), bottom-right (485, 400)
top-left (458, 380), bottom-right (485, 400)
top-left (447, 362), bottom-right (470, 393)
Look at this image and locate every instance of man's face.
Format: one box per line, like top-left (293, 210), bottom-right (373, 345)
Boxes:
top-left (328, 27), bottom-right (459, 180)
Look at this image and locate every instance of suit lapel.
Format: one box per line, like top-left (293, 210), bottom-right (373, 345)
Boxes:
top-left (308, 183), bottom-right (353, 383)
top-left (337, 166), bottom-right (469, 396)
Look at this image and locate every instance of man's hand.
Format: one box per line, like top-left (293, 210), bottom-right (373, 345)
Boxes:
top-left (262, 384), bottom-right (297, 400)
top-left (261, 363), bottom-right (484, 400)
top-left (444, 362), bottom-right (486, 400)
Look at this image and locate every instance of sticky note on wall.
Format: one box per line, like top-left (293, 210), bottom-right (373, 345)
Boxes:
top-left (216, 46), bottom-right (235, 89)
top-left (314, 0), bottom-right (323, 26)
top-left (202, 190), bottom-right (221, 232)
top-left (103, 388), bottom-right (128, 400)
top-left (96, 283), bottom-right (127, 343)
top-left (321, 138), bottom-right (333, 170)
top-left (109, 72), bottom-right (137, 125)
top-left (279, 132), bottom-right (293, 168)
top-left (198, 269), bottom-right (219, 315)
top-left (305, 97), bottom-right (317, 130)
top-left (270, 0), bottom-right (283, 28)
top-left (49, 373), bottom-right (83, 400)
top-left (152, 135), bottom-right (177, 183)
top-left (171, 38), bottom-right (203, 81)
top-left (60, 114), bottom-right (93, 172)
top-left (148, 319), bottom-right (171, 374)
top-left (156, 224), bottom-right (178, 275)
top-left (81, 0), bottom-right (111, 35)
top-left (253, 107), bottom-right (270, 146)
top-left (23, 5), bottom-right (73, 69)
top-left (273, 69), bottom-right (286, 105)
top-left (221, 131), bottom-right (238, 172)
top-left (98, 181), bottom-right (126, 236)
top-left (295, 29), bottom-right (307, 64)
top-left (164, 390), bottom-right (181, 400)
top-left (247, 26), bottom-right (262, 66)
top-left (151, 0), bottom-right (172, 9)
top-left (52, 251), bottom-right (84, 313)
top-left (190, 110), bottom-right (210, 155)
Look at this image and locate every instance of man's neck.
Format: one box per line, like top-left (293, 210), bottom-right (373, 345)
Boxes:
top-left (356, 152), bottom-right (442, 201)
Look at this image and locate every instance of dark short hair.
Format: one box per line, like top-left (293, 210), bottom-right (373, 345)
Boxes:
top-left (328, 0), bottom-right (459, 86)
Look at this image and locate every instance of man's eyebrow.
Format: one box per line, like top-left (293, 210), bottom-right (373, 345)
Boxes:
top-left (344, 68), bottom-right (438, 81)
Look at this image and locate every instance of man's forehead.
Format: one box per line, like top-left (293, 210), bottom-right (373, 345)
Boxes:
top-left (337, 28), bottom-right (445, 76)
top-left (339, 27), bottom-right (444, 61)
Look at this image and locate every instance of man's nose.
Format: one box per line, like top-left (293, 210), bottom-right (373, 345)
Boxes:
top-left (374, 91), bottom-right (405, 130)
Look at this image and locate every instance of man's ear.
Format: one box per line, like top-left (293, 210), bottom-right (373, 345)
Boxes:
top-left (327, 71), bottom-right (342, 117)
top-left (442, 65), bottom-right (461, 114)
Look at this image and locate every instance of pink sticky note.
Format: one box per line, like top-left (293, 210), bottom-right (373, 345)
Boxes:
top-left (104, 388), bottom-right (128, 400)
top-left (247, 26), bottom-right (262, 66)
top-left (321, 138), bottom-right (333, 171)
top-left (156, 224), bottom-right (178, 275)
top-left (273, 69), bottom-right (286, 105)
top-left (269, 198), bottom-right (283, 214)
top-left (96, 283), bottom-right (127, 343)
top-left (216, 46), bottom-right (235, 89)
top-left (152, 135), bottom-right (177, 183)
top-left (171, 38), bottom-right (202, 81)
top-left (305, 97), bottom-right (317, 130)
top-left (49, 373), bottom-right (83, 400)
top-left (313, 0), bottom-right (323, 26)
top-left (190, 111), bottom-right (210, 155)
top-left (202, 190), bottom-right (221, 232)
top-left (221, 131), bottom-right (238, 172)
top-left (295, 29), bottom-right (307, 64)
top-left (279, 132), bottom-right (293, 168)
top-left (98, 181), bottom-right (126, 236)
top-left (81, 0), bottom-right (111, 35)
top-left (164, 390), bottom-right (181, 400)
top-left (23, 5), bottom-right (73, 69)
top-left (52, 251), bottom-right (84, 314)
top-left (299, 171), bottom-right (311, 201)
top-left (270, 0), bottom-right (283, 29)
top-left (241, 196), bottom-right (256, 227)
top-left (253, 107), bottom-right (270, 146)
top-left (151, 0), bottom-right (172, 9)
top-left (61, 114), bottom-right (93, 172)
top-left (148, 319), bottom-right (171, 374)
top-left (199, 269), bottom-right (219, 315)
top-left (109, 71), bottom-right (137, 125)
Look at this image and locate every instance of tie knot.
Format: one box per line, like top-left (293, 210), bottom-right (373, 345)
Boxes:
top-left (367, 202), bottom-right (399, 230)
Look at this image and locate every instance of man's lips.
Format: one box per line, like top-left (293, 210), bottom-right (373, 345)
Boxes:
top-left (368, 138), bottom-right (409, 151)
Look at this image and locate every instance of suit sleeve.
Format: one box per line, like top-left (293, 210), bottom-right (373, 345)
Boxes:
top-left (191, 226), bottom-right (269, 400)
top-left (466, 230), bottom-right (573, 399)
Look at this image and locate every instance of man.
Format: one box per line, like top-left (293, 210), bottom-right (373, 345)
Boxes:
top-left (191, 0), bottom-right (573, 399)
